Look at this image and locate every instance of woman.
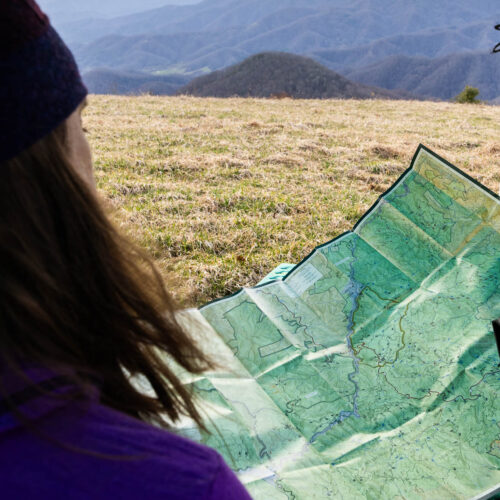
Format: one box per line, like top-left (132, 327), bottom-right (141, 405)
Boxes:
top-left (0, 1), bottom-right (251, 498)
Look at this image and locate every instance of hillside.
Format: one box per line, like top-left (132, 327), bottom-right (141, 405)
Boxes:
top-left (59, 0), bottom-right (500, 46)
top-left (177, 52), bottom-right (414, 99)
top-left (83, 69), bottom-right (190, 95)
top-left (74, 22), bottom-right (500, 77)
top-left (62, 0), bottom-right (500, 101)
top-left (70, 4), bottom-right (500, 71)
top-left (308, 22), bottom-right (499, 71)
top-left (84, 96), bottom-right (499, 305)
top-left (345, 52), bottom-right (500, 101)
top-left (75, 31), bottom-right (229, 74)
top-left (64, 0), bottom-right (499, 74)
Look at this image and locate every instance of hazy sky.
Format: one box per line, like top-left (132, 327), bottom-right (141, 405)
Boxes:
top-left (37, 0), bottom-right (202, 22)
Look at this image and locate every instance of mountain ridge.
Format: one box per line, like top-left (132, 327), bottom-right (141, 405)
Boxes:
top-left (176, 52), bottom-right (416, 100)
top-left (84, 68), bottom-right (191, 95)
top-left (345, 51), bottom-right (500, 101)
top-left (74, 19), bottom-right (499, 75)
top-left (60, 0), bottom-right (500, 48)
top-left (39, 0), bottom-right (500, 101)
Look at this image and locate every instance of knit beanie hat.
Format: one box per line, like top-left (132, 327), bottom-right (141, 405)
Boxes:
top-left (0, 0), bottom-right (88, 163)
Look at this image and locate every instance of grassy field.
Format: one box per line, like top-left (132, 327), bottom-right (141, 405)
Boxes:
top-left (84, 96), bottom-right (500, 306)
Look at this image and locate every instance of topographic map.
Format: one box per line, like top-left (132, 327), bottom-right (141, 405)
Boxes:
top-left (174, 146), bottom-right (500, 499)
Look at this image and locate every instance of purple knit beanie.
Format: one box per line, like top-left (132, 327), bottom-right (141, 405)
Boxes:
top-left (0, 0), bottom-right (88, 163)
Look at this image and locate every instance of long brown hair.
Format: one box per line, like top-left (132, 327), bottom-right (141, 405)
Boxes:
top-left (0, 117), bottom-right (212, 429)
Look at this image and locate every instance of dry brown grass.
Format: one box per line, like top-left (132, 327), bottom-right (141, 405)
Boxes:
top-left (84, 96), bottom-right (500, 306)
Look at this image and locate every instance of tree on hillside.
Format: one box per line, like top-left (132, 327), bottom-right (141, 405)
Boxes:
top-left (454, 86), bottom-right (481, 103)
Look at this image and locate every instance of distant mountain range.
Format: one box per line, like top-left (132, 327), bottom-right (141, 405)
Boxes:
top-left (177, 52), bottom-right (415, 99)
top-left (57, 0), bottom-right (499, 48)
top-left (37, 0), bottom-right (500, 101)
top-left (38, 0), bottom-right (200, 23)
top-left (75, 22), bottom-right (499, 77)
top-left (84, 69), bottom-right (191, 95)
top-left (345, 52), bottom-right (500, 101)
top-left (307, 21), bottom-right (499, 71)
top-left (68, 1), bottom-right (499, 72)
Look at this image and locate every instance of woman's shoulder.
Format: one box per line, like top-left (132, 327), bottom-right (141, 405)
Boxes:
top-left (82, 400), bottom-right (219, 465)
top-left (61, 400), bottom-right (249, 498)
top-left (0, 397), bottom-right (250, 499)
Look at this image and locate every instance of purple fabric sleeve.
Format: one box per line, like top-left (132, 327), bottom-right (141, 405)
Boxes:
top-left (208, 454), bottom-right (253, 499)
top-left (0, 386), bottom-right (254, 499)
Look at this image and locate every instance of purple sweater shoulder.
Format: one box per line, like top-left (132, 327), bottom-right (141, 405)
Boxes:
top-left (0, 368), bottom-right (251, 499)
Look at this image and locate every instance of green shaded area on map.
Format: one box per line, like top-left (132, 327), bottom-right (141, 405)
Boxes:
top-left (174, 146), bottom-right (500, 499)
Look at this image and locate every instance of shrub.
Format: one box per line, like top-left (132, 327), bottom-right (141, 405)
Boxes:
top-left (454, 86), bottom-right (481, 103)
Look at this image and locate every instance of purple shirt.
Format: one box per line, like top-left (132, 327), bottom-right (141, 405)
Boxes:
top-left (0, 366), bottom-right (252, 499)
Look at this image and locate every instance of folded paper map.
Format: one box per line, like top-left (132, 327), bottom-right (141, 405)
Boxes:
top-left (174, 145), bottom-right (500, 499)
